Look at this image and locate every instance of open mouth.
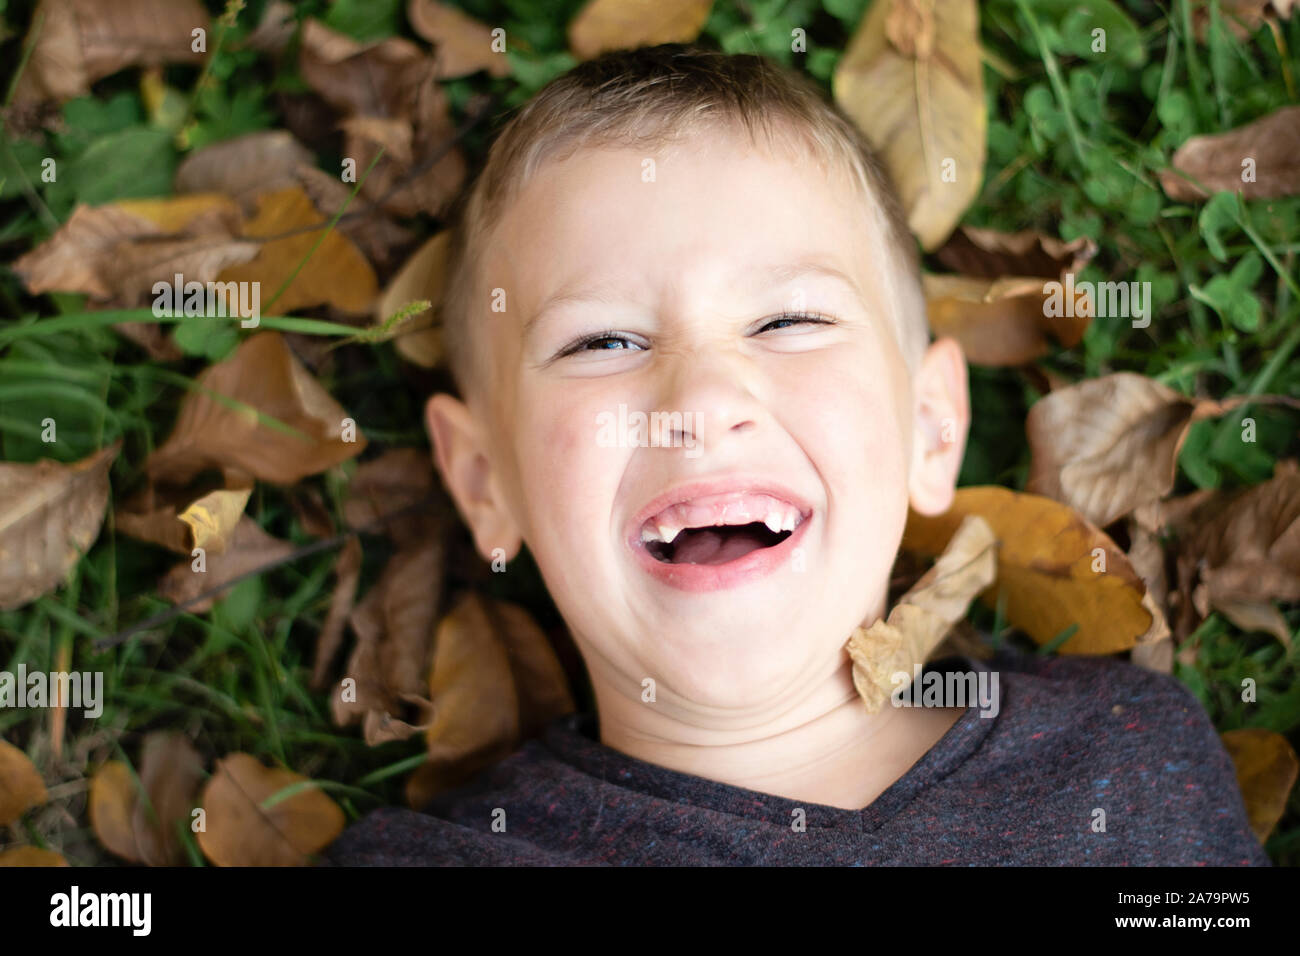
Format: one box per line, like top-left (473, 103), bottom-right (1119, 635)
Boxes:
top-left (643, 522), bottom-right (793, 565)
top-left (638, 493), bottom-right (807, 566)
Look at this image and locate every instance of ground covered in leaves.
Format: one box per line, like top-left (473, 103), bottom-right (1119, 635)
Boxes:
top-left (1, 0), bottom-right (1299, 866)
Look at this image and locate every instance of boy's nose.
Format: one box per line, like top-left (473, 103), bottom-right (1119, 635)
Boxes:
top-left (652, 349), bottom-right (764, 453)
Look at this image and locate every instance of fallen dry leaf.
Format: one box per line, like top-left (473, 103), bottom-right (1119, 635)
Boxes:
top-left (290, 164), bottom-right (416, 272)
top-left (406, 593), bottom-right (522, 808)
top-left (197, 753), bottom-right (345, 866)
top-left (131, 732), bottom-right (205, 866)
top-left (144, 332), bottom-right (367, 486)
top-left (1213, 598), bottom-right (1292, 648)
top-left (12, 0), bottom-right (207, 105)
top-left (89, 732), bottom-right (204, 866)
top-left (834, 0), bottom-right (985, 250)
top-left (0, 739), bottom-right (48, 825)
top-left (902, 486), bottom-right (1154, 652)
top-left (311, 535), bottom-right (363, 690)
top-left (216, 185), bottom-right (378, 315)
top-left (299, 19), bottom-right (467, 218)
top-left (157, 516), bottom-right (295, 613)
top-left (848, 514), bottom-right (997, 713)
top-left (924, 274), bottom-right (1090, 366)
top-left (405, 592), bottom-right (574, 808)
top-left (0, 442), bottom-right (119, 611)
top-left (408, 0), bottom-right (512, 78)
top-left (1026, 373), bottom-right (1244, 528)
top-left (342, 447), bottom-right (443, 548)
top-left (1172, 468), bottom-right (1300, 639)
top-left (1160, 105), bottom-right (1300, 201)
top-left (374, 231), bottom-right (449, 367)
top-left (1221, 728), bottom-right (1299, 842)
top-left (174, 131), bottom-right (316, 213)
top-left (116, 476), bottom-right (251, 556)
top-left (568, 0), bottom-right (713, 60)
top-left (0, 847), bottom-right (69, 866)
top-left (11, 195), bottom-right (251, 304)
top-left (483, 597), bottom-right (577, 739)
top-left (332, 539), bottom-right (444, 742)
top-left (935, 225), bottom-right (1098, 280)
top-left (89, 762), bottom-right (142, 862)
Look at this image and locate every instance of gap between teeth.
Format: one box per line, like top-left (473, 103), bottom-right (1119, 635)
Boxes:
top-left (640, 509), bottom-right (801, 544)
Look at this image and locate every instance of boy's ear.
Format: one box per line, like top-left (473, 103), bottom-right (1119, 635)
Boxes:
top-left (908, 337), bottom-right (969, 516)
top-left (425, 392), bottom-right (523, 562)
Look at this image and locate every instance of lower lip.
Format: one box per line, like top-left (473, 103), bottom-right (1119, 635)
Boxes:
top-left (628, 514), bottom-right (812, 593)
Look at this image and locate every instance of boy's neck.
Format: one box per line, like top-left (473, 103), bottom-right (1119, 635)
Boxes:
top-left (591, 662), bottom-right (966, 811)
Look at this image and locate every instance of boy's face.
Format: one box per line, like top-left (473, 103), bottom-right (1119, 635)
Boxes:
top-left (428, 129), bottom-right (967, 714)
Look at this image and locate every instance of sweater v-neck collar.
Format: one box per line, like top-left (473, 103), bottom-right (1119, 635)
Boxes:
top-left (541, 654), bottom-right (1000, 832)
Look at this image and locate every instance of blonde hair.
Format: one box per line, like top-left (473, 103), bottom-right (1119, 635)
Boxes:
top-left (439, 43), bottom-right (927, 400)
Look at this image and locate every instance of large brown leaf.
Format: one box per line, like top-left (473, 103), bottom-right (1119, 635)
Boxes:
top-left (568, 0), bottom-right (713, 60)
top-left (903, 487), bottom-right (1155, 652)
top-left (834, 0), bottom-right (985, 250)
top-left (216, 186), bottom-right (378, 316)
top-left (144, 332), bottom-right (366, 486)
top-left (332, 541), bottom-right (444, 740)
top-left (11, 196), bottom-right (252, 304)
top-left (404, 593), bottom-right (574, 807)
top-left (848, 514), bottom-right (996, 712)
top-left (1160, 106), bottom-right (1300, 201)
top-left (0, 443), bottom-right (119, 611)
top-left (1026, 373), bottom-right (1242, 528)
top-left (12, 0), bottom-right (207, 105)
top-left (408, 0), bottom-right (512, 78)
top-left (1174, 467), bottom-right (1300, 620)
top-left (197, 753), bottom-right (345, 866)
top-left (0, 739), bottom-right (47, 825)
top-left (1221, 728), bottom-right (1299, 842)
top-left (406, 592), bottom-right (522, 809)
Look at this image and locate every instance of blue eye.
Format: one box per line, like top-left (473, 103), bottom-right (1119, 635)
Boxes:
top-left (559, 331), bottom-right (644, 357)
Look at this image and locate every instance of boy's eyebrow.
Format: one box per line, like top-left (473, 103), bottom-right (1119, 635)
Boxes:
top-left (523, 259), bottom-right (865, 337)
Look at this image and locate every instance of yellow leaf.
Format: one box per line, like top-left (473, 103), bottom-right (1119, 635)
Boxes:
top-left (903, 487), bottom-right (1154, 652)
top-left (178, 487), bottom-right (253, 554)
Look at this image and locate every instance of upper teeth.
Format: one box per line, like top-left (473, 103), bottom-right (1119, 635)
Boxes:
top-left (640, 504), bottom-right (802, 544)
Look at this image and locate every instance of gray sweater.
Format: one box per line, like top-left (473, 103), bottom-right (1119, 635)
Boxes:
top-left (321, 649), bottom-right (1270, 865)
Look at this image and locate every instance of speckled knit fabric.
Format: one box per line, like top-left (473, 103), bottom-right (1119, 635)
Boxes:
top-left (320, 648), bottom-right (1270, 866)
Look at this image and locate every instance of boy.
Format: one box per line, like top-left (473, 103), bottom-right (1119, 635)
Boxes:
top-left (323, 45), bottom-right (1267, 865)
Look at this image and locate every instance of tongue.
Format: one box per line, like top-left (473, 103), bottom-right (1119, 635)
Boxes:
top-left (671, 526), bottom-right (772, 565)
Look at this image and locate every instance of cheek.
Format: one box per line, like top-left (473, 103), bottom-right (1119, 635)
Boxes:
top-left (779, 349), bottom-right (910, 487)
top-left (511, 388), bottom-right (620, 550)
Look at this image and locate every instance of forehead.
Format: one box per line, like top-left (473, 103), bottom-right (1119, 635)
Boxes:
top-left (483, 129), bottom-right (891, 315)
